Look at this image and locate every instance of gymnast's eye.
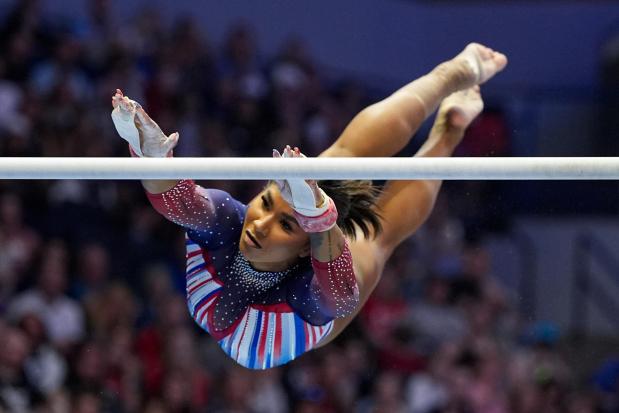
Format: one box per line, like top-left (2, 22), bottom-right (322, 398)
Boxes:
top-left (281, 220), bottom-right (293, 232)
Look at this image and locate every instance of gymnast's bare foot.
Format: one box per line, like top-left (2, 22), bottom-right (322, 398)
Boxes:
top-left (442, 86), bottom-right (483, 130)
top-left (458, 43), bottom-right (507, 85)
top-left (432, 86), bottom-right (483, 145)
top-left (437, 43), bottom-right (508, 92)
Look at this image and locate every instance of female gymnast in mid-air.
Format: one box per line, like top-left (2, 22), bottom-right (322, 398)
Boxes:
top-left (111, 43), bottom-right (507, 369)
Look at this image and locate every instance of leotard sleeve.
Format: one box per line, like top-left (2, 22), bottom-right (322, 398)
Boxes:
top-left (287, 241), bottom-right (359, 325)
top-left (146, 180), bottom-right (245, 246)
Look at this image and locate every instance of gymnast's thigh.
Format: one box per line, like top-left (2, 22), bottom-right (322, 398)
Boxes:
top-left (318, 145), bottom-right (354, 158)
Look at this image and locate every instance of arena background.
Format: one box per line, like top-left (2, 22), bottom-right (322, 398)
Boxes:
top-left (1, 0), bottom-right (619, 412)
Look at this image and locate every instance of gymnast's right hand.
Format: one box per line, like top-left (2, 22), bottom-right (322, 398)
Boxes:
top-left (111, 89), bottom-right (179, 158)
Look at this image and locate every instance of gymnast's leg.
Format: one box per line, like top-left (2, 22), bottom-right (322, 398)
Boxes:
top-left (320, 43), bottom-right (506, 158)
top-left (318, 86), bottom-right (484, 346)
top-left (373, 86), bottom-right (483, 259)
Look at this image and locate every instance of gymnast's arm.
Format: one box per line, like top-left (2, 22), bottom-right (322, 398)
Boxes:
top-left (125, 146), bottom-right (212, 230)
top-left (141, 179), bottom-right (179, 194)
top-left (274, 146), bottom-right (359, 320)
top-left (287, 228), bottom-right (359, 324)
top-left (111, 90), bottom-right (225, 231)
top-left (111, 89), bottom-right (181, 194)
top-left (145, 179), bottom-right (216, 232)
top-left (309, 228), bottom-right (359, 318)
top-left (303, 193), bottom-right (358, 318)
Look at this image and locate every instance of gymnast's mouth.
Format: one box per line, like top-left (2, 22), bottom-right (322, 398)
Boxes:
top-left (245, 230), bottom-right (262, 249)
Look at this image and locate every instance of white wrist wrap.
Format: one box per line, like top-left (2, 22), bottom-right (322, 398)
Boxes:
top-left (111, 105), bottom-right (143, 157)
top-left (293, 196), bottom-right (338, 233)
top-left (285, 180), bottom-right (338, 233)
top-left (287, 180), bottom-right (329, 217)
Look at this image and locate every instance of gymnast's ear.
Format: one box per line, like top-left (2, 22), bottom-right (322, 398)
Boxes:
top-left (298, 241), bottom-right (311, 258)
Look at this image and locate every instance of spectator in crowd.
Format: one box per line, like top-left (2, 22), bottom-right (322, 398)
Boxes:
top-left (0, 192), bottom-right (40, 304)
top-left (407, 275), bottom-right (469, 354)
top-left (70, 242), bottom-right (111, 301)
top-left (361, 266), bottom-right (426, 373)
top-left (356, 370), bottom-right (407, 413)
top-left (8, 240), bottom-right (85, 352)
top-left (161, 326), bottom-right (211, 411)
top-left (0, 326), bottom-right (36, 412)
top-left (18, 312), bottom-right (67, 399)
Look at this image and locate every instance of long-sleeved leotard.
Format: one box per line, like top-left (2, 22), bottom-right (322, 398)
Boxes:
top-left (146, 180), bottom-right (359, 369)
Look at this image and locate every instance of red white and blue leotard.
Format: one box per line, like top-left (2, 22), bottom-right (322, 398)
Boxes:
top-left (146, 180), bottom-right (359, 369)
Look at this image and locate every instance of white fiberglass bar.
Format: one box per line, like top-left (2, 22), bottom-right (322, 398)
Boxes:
top-left (1, 157), bottom-right (619, 180)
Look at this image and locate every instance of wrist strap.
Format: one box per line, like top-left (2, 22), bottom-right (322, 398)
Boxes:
top-left (292, 197), bottom-right (338, 233)
top-left (111, 106), bottom-right (144, 157)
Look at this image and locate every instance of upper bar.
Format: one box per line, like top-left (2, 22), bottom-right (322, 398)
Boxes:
top-left (1, 157), bottom-right (619, 180)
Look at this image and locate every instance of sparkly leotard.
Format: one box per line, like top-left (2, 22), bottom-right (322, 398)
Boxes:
top-left (147, 180), bottom-right (359, 369)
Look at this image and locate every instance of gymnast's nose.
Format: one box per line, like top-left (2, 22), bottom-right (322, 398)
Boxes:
top-left (253, 213), bottom-right (274, 238)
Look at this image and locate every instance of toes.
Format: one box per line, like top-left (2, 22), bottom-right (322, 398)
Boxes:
top-left (473, 46), bottom-right (508, 83)
top-left (482, 46), bottom-right (495, 60)
top-left (475, 44), bottom-right (498, 62)
top-left (467, 43), bottom-right (491, 57)
top-left (493, 52), bottom-right (508, 70)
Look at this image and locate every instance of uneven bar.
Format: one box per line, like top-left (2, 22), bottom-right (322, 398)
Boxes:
top-left (1, 157), bottom-right (619, 180)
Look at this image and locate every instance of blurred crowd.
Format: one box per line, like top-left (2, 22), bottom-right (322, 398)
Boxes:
top-left (1, 0), bottom-right (618, 412)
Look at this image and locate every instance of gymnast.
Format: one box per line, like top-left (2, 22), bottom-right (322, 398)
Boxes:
top-left (111, 43), bottom-right (507, 369)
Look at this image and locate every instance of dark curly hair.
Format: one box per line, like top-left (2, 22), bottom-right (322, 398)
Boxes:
top-left (267, 180), bottom-right (383, 240)
top-left (316, 180), bottom-right (383, 240)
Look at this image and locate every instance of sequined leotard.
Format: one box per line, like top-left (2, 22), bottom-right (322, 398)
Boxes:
top-left (146, 180), bottom-right (359, 369)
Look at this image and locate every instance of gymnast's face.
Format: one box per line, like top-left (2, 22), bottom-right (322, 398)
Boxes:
top-left (240, 183), bottom-right (310, 272)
